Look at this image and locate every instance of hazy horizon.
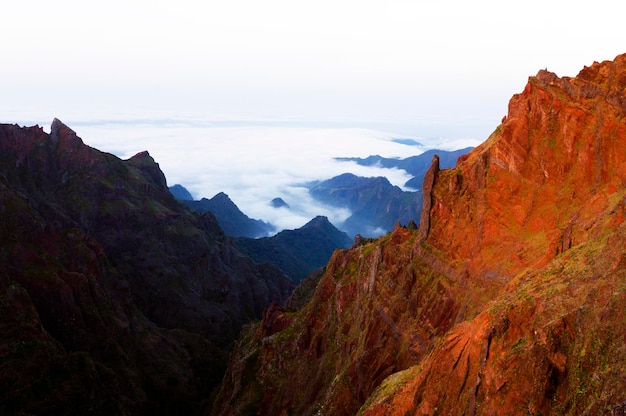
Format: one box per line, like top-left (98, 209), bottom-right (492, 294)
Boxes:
top-left (2, 0), bottom-right (624, 232)
top-left (4, 1), bottom-right (624, 137)
top-left (47, 118), bottom-right (479, 233)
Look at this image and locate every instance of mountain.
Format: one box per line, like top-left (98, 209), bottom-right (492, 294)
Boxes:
top-left (211, 53), bottom-right (626, 415)
top-left (309, 173), bottom-right (422, 237)
top-left (169, 183), bottom-right (194, 200)
top-left (270, 197), bottom-right (289, 208)
top-left (335, 147), bottom-right (472, 189)
top-left (234, 216), bottom-right (353, 283)
top-left (181, 191), bottom-right (274, 238)
top-left (0, 119), bottom-right (294, 414)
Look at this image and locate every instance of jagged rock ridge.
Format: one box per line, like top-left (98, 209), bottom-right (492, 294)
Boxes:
top-left (0, 120), bottom-right (294, 414)
top-left (212, 53), bottom-right (626, 415)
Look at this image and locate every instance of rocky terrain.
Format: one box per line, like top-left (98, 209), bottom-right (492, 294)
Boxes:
top-left (211, 53), bottom-right (626, 415)
top-left (0, 120), bottom-right (294, 414)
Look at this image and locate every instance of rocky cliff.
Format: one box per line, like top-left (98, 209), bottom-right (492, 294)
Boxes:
top-left (212, 53), bottom-right (626, 415)
top-left (0, 120), bottom-right (294, 414)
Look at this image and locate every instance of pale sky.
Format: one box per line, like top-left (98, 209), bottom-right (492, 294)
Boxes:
top-left (3, 0), bottom-right (624, 138)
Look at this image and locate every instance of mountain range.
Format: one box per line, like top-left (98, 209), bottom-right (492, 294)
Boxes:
top-left (335, 146), bottom-right (473, 189)
top-left (171, 189), bottom-right (352, 281)
top-left (173, 147), bottom-right (474, 240)
top-left (211, 53), bottom-right (626, 415)
top-left (309, 173), bottom-right (422, 237)
top-left (308, 148), bottom-right (472, 237)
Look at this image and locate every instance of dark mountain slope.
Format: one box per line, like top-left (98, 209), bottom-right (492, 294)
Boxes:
top-left (212, 53), bottom-right (626, 415)
top-left (0, 119), bottom-right (294, 414)
top-left (181, 191), bottom-right (274, 238)
top-left (169, 183), bottom-right (194, 200)
top-left (234, 216), bottom-right (353, 283)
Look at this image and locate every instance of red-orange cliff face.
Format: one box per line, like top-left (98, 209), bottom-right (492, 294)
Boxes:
top-left (212, 53), bottom-right (626, 415)
top-left (428, 55), bottom-right (626, 282)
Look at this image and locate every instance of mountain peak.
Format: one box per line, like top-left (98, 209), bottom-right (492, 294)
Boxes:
top-left (128, 150), bottom-right (155, 164)
top-left (169, 184), bottom-right (194, 201)
top-left (126, 150), bottom-right (167, 190)
top-left (302, 215), bottom-right (332, 229)
top-left (0, 120), bottom-right (295, 414)
top-left (50, 117), bottom-right (84, 148)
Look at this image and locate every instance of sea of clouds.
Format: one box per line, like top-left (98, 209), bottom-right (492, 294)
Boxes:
top-left (60, 118), bottom-right (481, 233)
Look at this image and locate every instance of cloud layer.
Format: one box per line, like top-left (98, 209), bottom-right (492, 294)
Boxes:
top-left (71, 119), bottom-right (480, 231)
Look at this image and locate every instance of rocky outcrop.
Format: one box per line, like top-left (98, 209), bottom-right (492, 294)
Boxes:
top-left (212, 53), bottom-right (626, 415)
top-left (418, 154), bottom-right (439, 242)
top-left (0, 120), bottom-right (294, 414)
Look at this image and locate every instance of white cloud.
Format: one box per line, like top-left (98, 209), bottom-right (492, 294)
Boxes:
top-left (68, 120), bottom-right (462, 231)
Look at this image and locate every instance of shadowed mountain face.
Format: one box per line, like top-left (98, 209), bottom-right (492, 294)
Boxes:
top-left (169, 183), bottom-right (194, 200)
top-left (170, 187), bottom-right (350, 282)
top-left (179, 191), bottom-right (274, 238)
top-left (212, 53), bottom-right (626, 415)
top-left (0, 120), bottom-right (294, 414)
top-left (309, 173), bottom-right (422, 238)
top-left (235, 216), bottom-right (353, 283)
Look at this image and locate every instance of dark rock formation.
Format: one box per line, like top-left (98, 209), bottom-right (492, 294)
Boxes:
top-left (0, 120), bottom-right (294, 414)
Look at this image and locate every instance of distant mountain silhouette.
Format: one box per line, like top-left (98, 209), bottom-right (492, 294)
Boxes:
top-left (235, 216), bottom-right (352, 283)
top-left (309, 173), bottom-right (422, 238)
top-left (311, 148), bottom-right (472, 237)
top-left (169, 183), bottom-right (194, 200)
top-left (335, 147), bottom-right (472, 190)
top-left (176, 190), bottom-right (274, 238)
top-left (270, 197), bottom-right (289, 208)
